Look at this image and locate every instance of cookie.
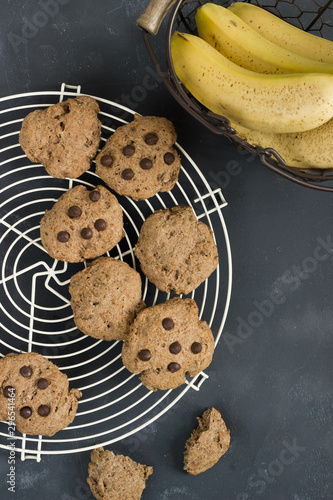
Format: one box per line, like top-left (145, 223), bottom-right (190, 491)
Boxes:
top-left (121, 297), bottom-right (215, 391)
top-left (87, 447), bottom-right (153, 500)
top-left (0, 352), bottom-right (82, 436)
top-left (184, 407), bottom-right (230, 475)
top-left (40, 185), bottom-right (124, 263)
top-left (135, 205), bottom-right (218, 295)
top-left (95, 114), bottom-right (181, 200)
top-left (69, 256), bottom-right (145, 341)
top-left (19, 96), bottom-right (101, 179)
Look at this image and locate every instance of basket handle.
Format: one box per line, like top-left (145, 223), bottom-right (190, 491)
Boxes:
top-left (136, 0), bottom-right (177, 35)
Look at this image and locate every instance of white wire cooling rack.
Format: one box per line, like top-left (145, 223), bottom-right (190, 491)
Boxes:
top-left (0, 83), bottom-right (232, 460)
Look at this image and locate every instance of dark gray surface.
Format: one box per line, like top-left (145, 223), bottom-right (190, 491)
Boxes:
top-left (0, 1), bottom-right (332, 499)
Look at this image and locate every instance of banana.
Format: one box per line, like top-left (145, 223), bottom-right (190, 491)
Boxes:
top-left (195, 3), bottom-right (333, 74)
top-left (227, 116), bottom-right (333, 170)
top-left (170, 32), bottom-right (333, 134)
top-left (228, 2), bottom-right (333, 65)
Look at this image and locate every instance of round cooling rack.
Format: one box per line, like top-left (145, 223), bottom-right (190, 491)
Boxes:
top-left (0, 83), bottom-right (232, 460)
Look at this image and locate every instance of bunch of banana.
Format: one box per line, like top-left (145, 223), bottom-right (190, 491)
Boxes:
top-left (195, 3), bottom-right (333, 74)
top-left (170, 2), bottom-right (333, 169)
top-left (171, 32), bottom-right (333, 133)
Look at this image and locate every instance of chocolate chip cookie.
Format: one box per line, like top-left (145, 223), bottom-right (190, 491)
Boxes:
top-left (121, 297), bottom-right (215, 391)
top-left (184, 407), bottom-right (230, 475)
top-left (69, 256), bottom-right (145, 341)
top-left (87, 447), bottom-right (153, 500)
top-left (0, 352), bottom-right (82, 436)
top-left (135, 205), bottom-right (219, 295)
top-left (40, 185), bottom-right (124, 262)
top-left (19, 96), bottom-right (101, 179)
top-left (95, 114), bottom-right (181, 200)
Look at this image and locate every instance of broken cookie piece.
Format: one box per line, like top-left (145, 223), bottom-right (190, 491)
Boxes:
top-left (184, 407), bottom-right (230, 475)
top-left (87, 447), bottom-right (153, 500)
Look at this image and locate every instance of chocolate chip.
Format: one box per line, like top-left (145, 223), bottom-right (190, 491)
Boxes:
top-left (121, 168), bottom-right (134, 180)
top-left (123, 144), bottom-right (135, 156)
top-left (38, 405), bottom-right (50, 417)
top-left (94, 219), bottom-right (107, 231)
top-left (140, 158), bottom-right (153, 170)
top-left (20, 366), bottom-right (32, 378)
top-left (81, 227), bottom-right (93, 239)
top-left (138, 349), bottom-right (151, 361)
top-left (168, 362), bottom-right (180, 373)
top-left (191, 342), bottom-right (202, 354)
top-left (3, 386), bottom-right (15, 398)
top-left (144, 132), bottom-right (158, 145)
top-left (57, 231), bottom-right (70, 243)
top-left (162, 318), bottom-right (174, 330)
top-left (169, 342), bottom-right (181, 354)
top-left (164, 152), bottom-right (175, 165)
top-left (68, 205), bottom-right (82, 218)
top-left (37, 378), bottom-right (49, 390)
top-left (20, 407), bottom-right (32, 419)
top-left (100, 154), bottom-right (113, 167)
top-left (89, 190), bottom-right (101, 202)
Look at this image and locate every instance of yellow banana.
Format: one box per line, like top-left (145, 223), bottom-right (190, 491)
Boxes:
top-left (195, 3), bottom-right (333, 74)
top-left (228, 2), bottom-right (333, 65)
top-left (170, 32), bottom-right (333, 134)
top-left (228, 117), bottom-right (333, 170)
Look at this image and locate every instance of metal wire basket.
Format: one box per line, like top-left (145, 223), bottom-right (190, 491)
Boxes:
top-left (137, 0), bottom-right (333, 192)
top-left (0, 83), bottom-right (232, 459)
